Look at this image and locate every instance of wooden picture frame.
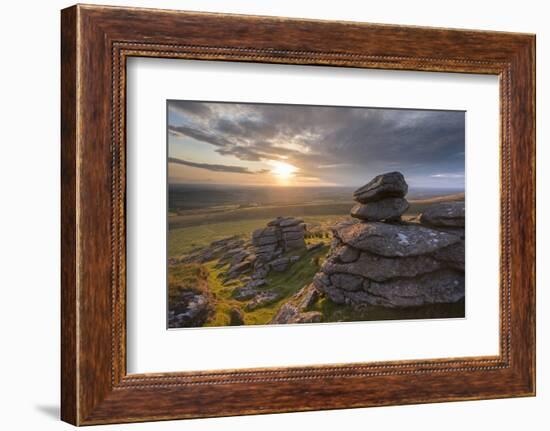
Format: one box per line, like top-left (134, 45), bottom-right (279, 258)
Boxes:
top-left (61, 4), bottom-right (535, 425)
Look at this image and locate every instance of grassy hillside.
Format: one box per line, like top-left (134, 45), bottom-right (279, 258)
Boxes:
top-left (168, 264), bottom-right (209, 302)
top-left (168, 193), bottom-right (466, 327)
top-left (169, 242), bottom-right (330, 327)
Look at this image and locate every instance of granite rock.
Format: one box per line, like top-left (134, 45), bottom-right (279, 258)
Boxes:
top-left (353, 171), bottom-right (408, 203)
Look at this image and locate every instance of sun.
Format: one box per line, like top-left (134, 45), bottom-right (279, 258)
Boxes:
top-left (270, 161), bottom-right (298, 179)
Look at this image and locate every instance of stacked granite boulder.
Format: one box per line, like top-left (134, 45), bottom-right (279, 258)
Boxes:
top-left (225, 217), bottom-right (307, 307)
top-left (246, 216), bottom-right (305, 276)
top-left (351, 171), bottom-right (409, 221)
top-left (252, 217), bottom-right (306, 256)
top-left (313, 172), bottom-right (465, 308)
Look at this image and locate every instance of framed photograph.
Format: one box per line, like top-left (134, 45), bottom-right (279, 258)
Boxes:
top-left (61, 4), bottom-right (535, 425)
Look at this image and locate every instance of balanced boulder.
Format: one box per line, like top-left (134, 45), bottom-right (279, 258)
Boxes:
top-left (353, 171), bottom-right (408, 203)
top-left (352, 172), bottom-right (409, 222)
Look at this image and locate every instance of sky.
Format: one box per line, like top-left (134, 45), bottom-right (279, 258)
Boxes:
top-left (167, 100), bottom-right (465, 189)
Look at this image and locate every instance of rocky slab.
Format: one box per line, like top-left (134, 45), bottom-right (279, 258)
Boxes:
top-left (420, 201), bottom-right (465, 227)
top-left (245, 291), bottom-right (280, 311)
top-left (322, 250), bottom-right (444, 282)
top-left (334, 221), bottom-right (461, 257)
top-left (350, 197), bottom-right (409, 221)
top-left (434, 240), bottom-right (465, 271)
top-left (364, 269), bottom-right (465, 307)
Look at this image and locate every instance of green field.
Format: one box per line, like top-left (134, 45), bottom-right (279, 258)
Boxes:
top-left (168, 215), bottom-right (345, 257)
top-left (168, 202), bottom-right (353, 230)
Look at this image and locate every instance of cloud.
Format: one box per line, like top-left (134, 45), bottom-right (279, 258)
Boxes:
top-left (168, 125), bottom-right (229, 148)
top-left (431, 173), bottom-right (465, 178)
top-left (168, 157), bottom-right (265, 175)
top-left (318, 163), bottom-right (352, 169)
top-left (168, 101), bottom-right (465, 187)
top-left (168, 101), bottom-right (212, 117)
top-left (216, 145), bottom-right (264, 162)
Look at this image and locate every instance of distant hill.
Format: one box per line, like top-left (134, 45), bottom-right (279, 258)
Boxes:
top-left (409, 192), bottom-right (465, 204)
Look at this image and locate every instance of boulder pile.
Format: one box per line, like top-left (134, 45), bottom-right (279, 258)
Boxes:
top-left (313, 172), bottom-right (465, 308)
top-left (252, 216), bottom-right (306, 258)
top-left (215, 216), bottom-right (306, 285)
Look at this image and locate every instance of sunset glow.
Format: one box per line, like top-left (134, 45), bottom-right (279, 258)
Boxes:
top-left (270, 161), bottom-right (298, 179)
top-left (168, 101), bottom-right (466, 189)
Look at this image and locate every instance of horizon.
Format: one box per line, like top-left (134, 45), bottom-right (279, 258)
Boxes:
top-left (167, 181), bottom-right (465, 191)
top-left (168, 100), bottom-right (465, 189)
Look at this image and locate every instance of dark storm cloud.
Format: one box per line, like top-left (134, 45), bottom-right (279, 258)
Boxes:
top-left (216, 145), bottom-right (264, 162)
top-left (168, 157), bottom-right (265, 174)
top-left (168, 102), bottom-right (212, 117)
top-left (315, 109), bottom-right (465, 167)
top-left (168, 125), bottom-right (228, 147)
top-left (168, 100), bottom-right (465, 186)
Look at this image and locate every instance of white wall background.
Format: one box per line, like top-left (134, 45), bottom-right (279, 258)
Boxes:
top-left (0, 0), bottom-right (546, 429)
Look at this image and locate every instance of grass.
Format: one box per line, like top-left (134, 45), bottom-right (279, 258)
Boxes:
top-left (200, 241), bottom-right (329, 326)
top-left (167, 263), bottom-right (210, 310)
top-left (168, 218), bottom-right (271, 257)
top-left (168, 202), bottom-right (352, 230)
top-left (167, 197), bottom-right (462, 231)
top-left (244, 243), bottom-right (329, 325)
top-left (202, 262), bottom-right (243, 327)
top-left (168, 216), bottom-right (345, 257)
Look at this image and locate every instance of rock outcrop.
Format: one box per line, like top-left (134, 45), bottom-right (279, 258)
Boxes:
top-left (223, 216), bottom-right (307, 308)
top-left (168, 291), bottom-right (214, 328)
top-left (313, 172), bottom-right (465, 308)
top-left (420, 201), bottom-right (465, 227)
top-left (245, 291), bottom-right (280, 311)
top-left (270, 284), bottom-right (322, 324)
top-left (167, 264), bottom-right (215, 328)
top-left (169, 236), bottom-right (245, 265)
top-left (253, 217), bottom-right (306, 255)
